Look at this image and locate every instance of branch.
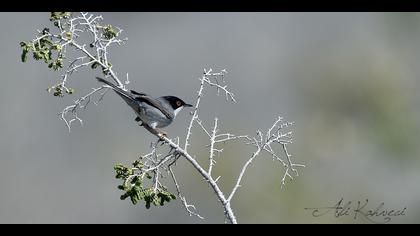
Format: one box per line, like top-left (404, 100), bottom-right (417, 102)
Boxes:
top-left (22, 13), bottom-right (305, 224)
top-left (184, 69), bottom-right (231, 151)
top-left (111, 68), bottom-right (304, 223)
top-left (169, 166), bottom-right (204, 219)
top-left (21, 12), bottom-right (128, 131)
top-left (59, 86), bottom-right (106, 132)
top-left (208, 117), bottom-right (218, 175)
top-left (162, 135), bottom-right (237, 224)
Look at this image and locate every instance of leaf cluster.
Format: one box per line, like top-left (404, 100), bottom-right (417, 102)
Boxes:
top-left (114, 162), bottom-right (176, 208)
top-left (103, 25), bottom-right (118, 39)
top-left (49, 12), bottom-right (71, 21)
top-left (46, 84), bottom-right (75, 97)
top-left (20, 29), bottom-right (64, 71)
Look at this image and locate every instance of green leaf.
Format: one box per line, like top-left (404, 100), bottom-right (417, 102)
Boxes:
top-left (33, 51), bottom-right (43, 60)
top-left (56, 58), bottom-right (63, 68)
top-left (21, 49), bottom-right (28, 62)
top-left (66, 88), bottom-right (75, 94)
top-left (40, 38), bottom-right (53, 48)
top-left (114, 163), bottom-right (133, 179)
top-left (65, 31), bottom-right (72, 40)
top-left (42, 28), bottom-right (50, 35)
top-left (130, 187), bottom-right (141, 205)
top-left (20, 43), bottom-right (31, 63)
top-left (50, 12), bottom-right (71, 21)
top-left (102, 66), bottom-right (110, 76)
top-left (91, 61), bottom-right (99, 69)
top-left (130, 176), bottom-right (139, 184)
top-left (120, 193), bottom-right (129, 200)
top-left (51, 44), bottom-right (62, 51)
top-left (146, 173), bottom-right (152, 179)
top-left (43, 49), bottom-right (52, 63)
top-left (103, 25), bottom-right (118, 39)
top-left (132, 160), bottom-right (143, 168)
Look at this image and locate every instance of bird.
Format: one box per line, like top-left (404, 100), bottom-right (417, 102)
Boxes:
top-left (95, 77), bottom-right (193, 136)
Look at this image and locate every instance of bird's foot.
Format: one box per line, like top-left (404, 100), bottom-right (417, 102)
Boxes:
top-left (155, 128), bottom-right (168, 140)
top-left (141, 124), bottom-right (167, 140)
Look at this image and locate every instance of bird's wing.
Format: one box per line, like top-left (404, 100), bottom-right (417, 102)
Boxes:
top-left (96, 77), bottom-right (172, 119)
top-left (134, 94), bottom-right (173, 120)
top-left (130, 90), bottom-right (148, 96)
top-left (96, 77), bottom-right (173, 119)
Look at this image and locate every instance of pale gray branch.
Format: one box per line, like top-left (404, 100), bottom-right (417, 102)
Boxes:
top-left (35, 12), bottom-right (304, 224)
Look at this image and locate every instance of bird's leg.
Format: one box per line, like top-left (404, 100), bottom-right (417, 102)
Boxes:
top-left (135, 117), bottom-right (144, 127)
top-left (142, 124), bottom-right (167, 140)
top-left (155, 128), bottom-right (168, 138)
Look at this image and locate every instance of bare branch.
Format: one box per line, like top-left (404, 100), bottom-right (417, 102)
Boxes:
top-left (113, 69), bottom-right (303, 224)
top-left (23, 13), bottom-right (305, 224)
top-left (162, 135), bottom-right (237, 224)
top-left (59, 86), bottom-right (106, 132)
top-left (202, 68), bottom-right (235, 102)
top-left (28, 12), bottom-right (128, 132)
top-left (184, 77), bottom-right (205, 152)
top-left (208, 117), bottom-right (218, 175)
top-left (169, 166), bottom-right (204, 219)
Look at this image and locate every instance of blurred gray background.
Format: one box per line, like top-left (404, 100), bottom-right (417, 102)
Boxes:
top-left (1, 12), bottom-right (420, 223)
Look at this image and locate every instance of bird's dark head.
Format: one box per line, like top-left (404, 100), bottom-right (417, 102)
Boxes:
top-left (162, 96), bottom-right (193, 110)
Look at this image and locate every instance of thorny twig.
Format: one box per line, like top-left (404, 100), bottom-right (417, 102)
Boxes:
top-left (30, 12), bottom-right (128, 131)
top-left (27, 12), bottom-right (304, 224)
top-left (129, 69), bottom-right (304, 223)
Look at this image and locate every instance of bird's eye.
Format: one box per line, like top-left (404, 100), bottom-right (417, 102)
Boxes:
top-left (176, 101), bottom-right (182, 107)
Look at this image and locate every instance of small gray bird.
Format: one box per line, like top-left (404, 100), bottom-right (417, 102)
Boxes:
top-left (96, 77), bottom-right (192, 135)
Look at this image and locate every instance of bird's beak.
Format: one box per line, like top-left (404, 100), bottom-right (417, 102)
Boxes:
top-left (184, 103), bottom-right (193, 107)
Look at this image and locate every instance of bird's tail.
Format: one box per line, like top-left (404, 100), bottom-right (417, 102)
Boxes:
top-left (96, 77), bottom-right (136, 103)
